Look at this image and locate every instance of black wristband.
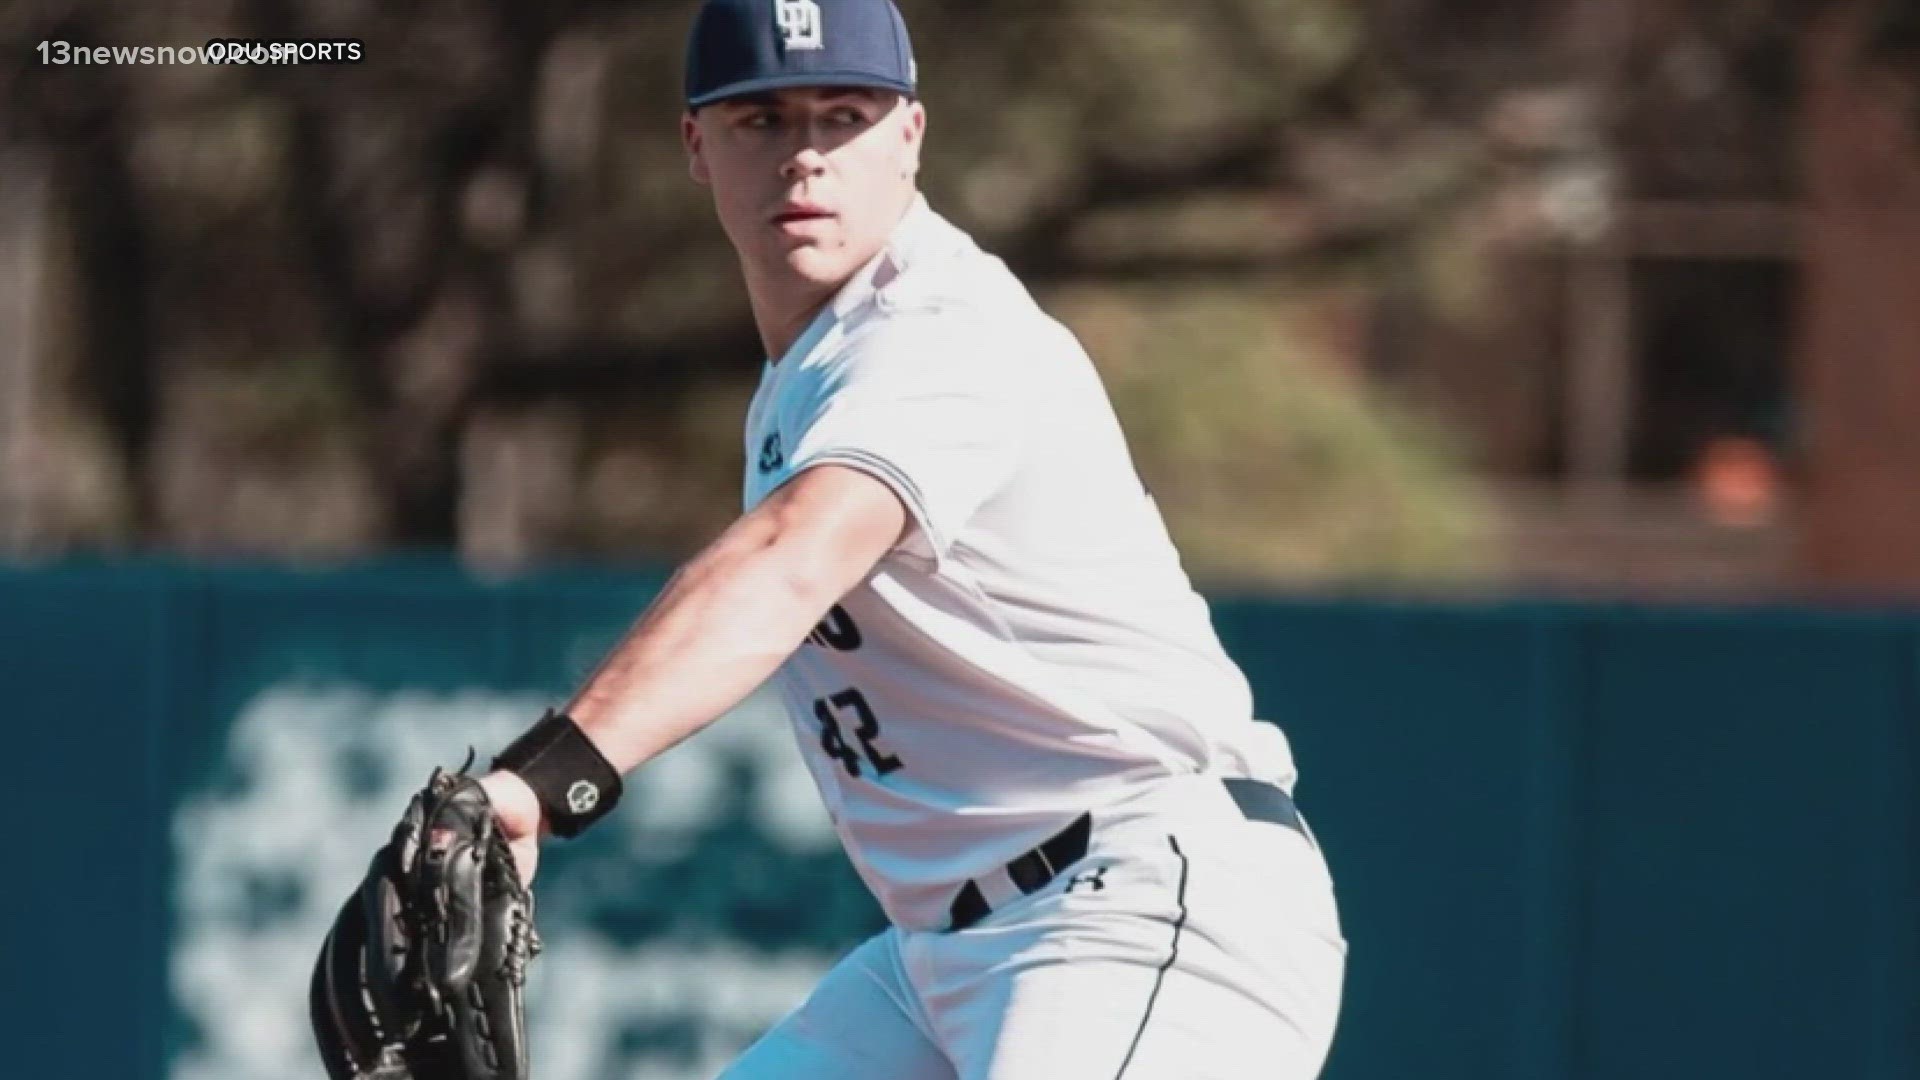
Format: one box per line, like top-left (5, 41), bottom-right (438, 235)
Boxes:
top-left (491, 709), bottom-right (623, 838)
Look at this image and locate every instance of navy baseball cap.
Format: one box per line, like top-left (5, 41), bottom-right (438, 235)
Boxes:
top-left (685, 0), bottom-right (917, 110)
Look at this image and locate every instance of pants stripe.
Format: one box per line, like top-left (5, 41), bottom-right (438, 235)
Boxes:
top-left (1114, 835), bottom-right (1190, 1079)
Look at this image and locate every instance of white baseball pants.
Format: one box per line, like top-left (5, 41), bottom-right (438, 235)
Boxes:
top-left (718, 781), bottom-right (1346, 1079)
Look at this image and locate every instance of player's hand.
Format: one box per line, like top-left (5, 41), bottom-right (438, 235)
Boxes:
top-left (479, 768), bottom-right (545, 887)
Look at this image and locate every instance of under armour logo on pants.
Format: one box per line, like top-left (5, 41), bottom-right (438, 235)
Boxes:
top-left (1065, 866), bottom-right (1108, 893)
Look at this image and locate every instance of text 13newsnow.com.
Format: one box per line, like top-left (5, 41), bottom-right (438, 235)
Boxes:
top-left (38, 39), bottom-right (365, 65)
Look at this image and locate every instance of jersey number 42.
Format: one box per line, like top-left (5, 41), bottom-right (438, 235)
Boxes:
top-left (813, 687), bottom-right (903, 778)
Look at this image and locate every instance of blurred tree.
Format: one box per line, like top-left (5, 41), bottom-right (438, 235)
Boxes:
top-left (2, 0), bottom-right (1912, 581)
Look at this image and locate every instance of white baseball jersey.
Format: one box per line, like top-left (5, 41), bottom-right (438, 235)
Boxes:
top-left (742, 195), bottom-right (1299, 931)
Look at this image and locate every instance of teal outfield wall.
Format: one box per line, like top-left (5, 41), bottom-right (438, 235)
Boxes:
top-left (7, 561), bottom-right (1919, 1080)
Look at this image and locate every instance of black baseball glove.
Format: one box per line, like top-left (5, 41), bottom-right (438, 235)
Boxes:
top-left (310, 764), bottom-right (540, 1080)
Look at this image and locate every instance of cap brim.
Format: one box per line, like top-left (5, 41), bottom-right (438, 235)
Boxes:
top-left (688, 70), bottom-right (916, 109)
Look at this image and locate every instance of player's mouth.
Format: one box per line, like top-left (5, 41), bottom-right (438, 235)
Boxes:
top-left (773, 203), bottom-right (836, 228)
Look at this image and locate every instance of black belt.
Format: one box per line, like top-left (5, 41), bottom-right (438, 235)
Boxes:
top-left (946, 778), bottom-right (1308, 931)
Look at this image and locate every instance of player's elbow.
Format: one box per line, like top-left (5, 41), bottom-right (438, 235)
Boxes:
top-left (761, 463), bottom-right (910, 605)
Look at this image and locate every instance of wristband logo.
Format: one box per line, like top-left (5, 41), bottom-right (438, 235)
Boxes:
top-left (567, 779), bottom-right (602, 814)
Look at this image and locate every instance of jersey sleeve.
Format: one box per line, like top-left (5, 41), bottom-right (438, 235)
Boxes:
top-left (786, 312), bottom-right (1026, 568)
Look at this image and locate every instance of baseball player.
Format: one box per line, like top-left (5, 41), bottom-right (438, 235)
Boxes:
top-left (473, 1), bottom-right (1347, 1076)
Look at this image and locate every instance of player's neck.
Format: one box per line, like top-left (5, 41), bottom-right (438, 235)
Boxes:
top-left (747, 273), bottom-right (841, 364)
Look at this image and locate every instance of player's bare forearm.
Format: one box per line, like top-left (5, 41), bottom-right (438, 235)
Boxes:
top-left (564, 463), bottom-right (907, 771)
top-left (563, 510), bottom-right (832, 774)
top-left (477, 465), bottom-right (906, 848)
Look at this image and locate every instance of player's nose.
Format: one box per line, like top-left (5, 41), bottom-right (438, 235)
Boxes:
top-left (780, 147), bottom-right (828, 182)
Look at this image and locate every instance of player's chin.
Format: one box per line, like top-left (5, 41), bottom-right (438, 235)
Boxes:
top-left (781, 245), bottom-right (857, 285)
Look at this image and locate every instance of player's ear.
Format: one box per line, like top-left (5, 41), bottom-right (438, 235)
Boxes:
top-left (899, 98), bottom-right (926, 179)
top-left (683, 111), bottom-right (711, 186)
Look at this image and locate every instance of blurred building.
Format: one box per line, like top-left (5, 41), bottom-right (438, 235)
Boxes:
top-left (1367, 0), bottom-right (1920, 598)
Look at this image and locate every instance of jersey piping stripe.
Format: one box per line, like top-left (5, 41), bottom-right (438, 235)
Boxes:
top-left (1114, 834), bottom-right (1189, 1079)
top-left (801, 448), bottom-right (946, 557)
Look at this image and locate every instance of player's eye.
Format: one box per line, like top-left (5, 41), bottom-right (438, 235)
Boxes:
top-left (825, 107), bottom-right (864, 126)
top-left (740, 111), bottom-right (780, 130)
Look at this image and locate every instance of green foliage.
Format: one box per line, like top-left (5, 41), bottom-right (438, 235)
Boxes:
top-left (1048, 280), bottom-right (1494, 586)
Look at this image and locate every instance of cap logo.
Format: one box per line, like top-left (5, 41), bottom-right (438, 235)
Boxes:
top-left (776, 0), bottom-right (824, 51)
